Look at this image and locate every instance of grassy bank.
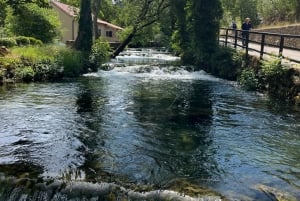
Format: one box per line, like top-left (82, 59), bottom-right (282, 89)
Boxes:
top-left (0, 45), bottom-right (86, 84)
top-left (0, 37), bottom-right (111, 84)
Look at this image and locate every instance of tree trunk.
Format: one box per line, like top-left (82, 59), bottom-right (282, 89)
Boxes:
top-left (111, 30), bottom-right (136, 58)
top-left (92, 0), bottom-right (101, 39)
top-left (74, 0), bottom-right (93, 51)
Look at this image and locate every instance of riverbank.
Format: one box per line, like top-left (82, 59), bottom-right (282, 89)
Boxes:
top-left (199, 46), bottom-right (300, 105)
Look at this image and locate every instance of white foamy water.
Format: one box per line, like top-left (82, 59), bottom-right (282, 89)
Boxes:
top-left (85, 64), bottom-right (222, 82)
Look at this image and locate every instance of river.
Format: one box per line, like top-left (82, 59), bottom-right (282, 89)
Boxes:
top-left (0, 50), bottom-right (300, 200)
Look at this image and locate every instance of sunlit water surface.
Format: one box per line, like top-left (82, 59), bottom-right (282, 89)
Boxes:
top-left (0, 54), bottom-right (300, 200)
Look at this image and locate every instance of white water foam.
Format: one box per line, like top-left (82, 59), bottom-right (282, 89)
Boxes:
top-left (85, 65), bottom-right (221, 82)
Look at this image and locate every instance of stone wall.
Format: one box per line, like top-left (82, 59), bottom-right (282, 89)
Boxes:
top-left (250, 24), bottom-right (300, 49)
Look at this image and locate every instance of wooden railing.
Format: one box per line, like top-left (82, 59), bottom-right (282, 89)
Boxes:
top-left (219, 28), bottom-right (300, 63)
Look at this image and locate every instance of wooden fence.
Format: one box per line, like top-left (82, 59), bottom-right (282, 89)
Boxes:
top-left (219, 28), bottom-right (300, 63)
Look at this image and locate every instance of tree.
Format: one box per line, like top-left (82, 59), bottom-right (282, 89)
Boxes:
top-left (296, 0), bottom-right (300, 21)
top-left (74, 0), bottom-right (93, 51)
top-left (4, 3), bottom-right (60, 43)
top-left (0, 0), bottom-right (49, 28)
top-left (58, 0), bottom-right (80, 7)
top-left (0, 0), bottom-right (6, 27)
top-left (170, 0), bottom-right (190, 59)
top-left (111, 0), bottom-right (170, 58)
top-left (6, 0), bottom-right (49, 14)
top-left (170, 0), bottom-right (222, 65)
top-left (92, 0), bottom-right (101, 39)
top-left (188, 0), bottom-right (222, 65)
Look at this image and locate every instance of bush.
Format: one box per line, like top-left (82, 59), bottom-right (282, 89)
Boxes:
top-left (5, 3), bottom-right (60, 43)
top-left (238, 68), bottom-right (259, 91)
top-left (14, 36), bottom-right (30, 46)
top-left (33, 60), bottom-right (63, 81)
top-left (14, 36), bottom-right (43, 46)
top-left (0, 38), bottom-right (17, 47)
top-left (0, 69), bottom-right (4, 82)
top-left (89, 37), bottom-right (111, 71)
top-left (208, 47), bottom-right (242, 80)
top-left (28, 37), bottom-right (43, 46)
top-left (15, 66), bottom-right (34, 82)
top-left (261, 58), bottom-right (283, 78)
top-left (55, 48), bottom-right (84, 77)
top-left (0, 56), bottom-right (20, 68)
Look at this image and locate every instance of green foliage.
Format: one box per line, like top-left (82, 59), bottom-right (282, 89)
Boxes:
top-left (0, 45), bottom-right (85, 82)
top-left (171, 30), bottom-right (183, 56)
top-left (171, 0), bottom-right (222, 65)
top-left (27, 37), bottom-right (43, 46)
top-left (0, 68), bottom-right (4, 82)
top-left (261, 58), bottom-right (284, 78)
top-left (189, 0), bottom-right (223, 64)
top-left (5, 3), bottom-right (60, 43)
top-left (6, 0), bottom-right (49, 10)
top-left (15, 66), bottom-right (34, 82)
top-left (11, 46), bottom-right (57, 63)
top-left (0, 37), bottom-right (17, 47)
top-left (0, 56), bottom-right (20, 68)
top-left (14, 36), bottom-right (30, 46)
top-left (208, 47), bottom-right (241, 80)
top-left (89, 37), bottom-right (111, 70)
top-left (238, 68), bottom-right (259, 90)
top-left (0, 36), bottom-right (43, 47)
top-left (221, 0), bottom-right (300, 26)
top-left (0, 0), bottom-right (6, 27)
top-left (33, 60), bottom-right (63, 81)
top-left (55, 48), bottom-right (84, 77)
top-left (14, 36), bottom-right (43, 46)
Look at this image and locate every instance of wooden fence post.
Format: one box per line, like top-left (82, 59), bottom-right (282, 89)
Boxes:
top-left (260, 33), bottom-right (265, 59)
top-left (225, 29), bottom-right (228, 47)
top-left (234, 30), bottom-right (238, 48)
top-left (245, 32), bottom-right (249, 57)
top-left (279, 36), bottom-right (284, 57)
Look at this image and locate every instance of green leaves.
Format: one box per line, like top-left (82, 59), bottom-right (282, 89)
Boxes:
top-left (5, 3), bottom-right (61, 43)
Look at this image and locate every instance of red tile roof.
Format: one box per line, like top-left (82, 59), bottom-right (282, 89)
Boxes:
top-left (50, 0), bottom-right (123, 30)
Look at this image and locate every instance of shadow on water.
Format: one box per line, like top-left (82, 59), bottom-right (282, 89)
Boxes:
top-left (129, 81), bottom-right (219, 184)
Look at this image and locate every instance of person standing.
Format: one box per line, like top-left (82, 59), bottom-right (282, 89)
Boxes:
top-left (231, 21), bottom-right (237, 30)
top-left (241, 17), bottom-right (252, 46)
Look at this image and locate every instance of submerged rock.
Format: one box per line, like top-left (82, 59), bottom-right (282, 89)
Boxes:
top-left (256, 184), bottom-right (297, 201)
top-left (0, 176), bottom-right (224, 201)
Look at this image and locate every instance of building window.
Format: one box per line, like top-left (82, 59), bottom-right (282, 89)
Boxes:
top-left (106, 31), bottom-right (113, 37)
top-left (98, 29), bottom-right (101, 36)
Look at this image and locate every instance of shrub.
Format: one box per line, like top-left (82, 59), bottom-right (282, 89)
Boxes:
top-left (33, 60), bottom-right (63, 81)
top-left (14, 36), bottom-right (30, 46)
top-left (89, 37), bottom-right (111, 71)
top-left (238, 68), bottom-right (259, 91)
top-left (0, 37), bottom-right (17, 47)
top-left (27, 37), bottom-right (43, 46)
top-left (261, 58), bottom-right (284, 78)
top-left (5, 3), bottom-right (60, 43)
top-left (55, 48), bottom-right (84, 77)
top-left (0, 69), bottom-right (4, 81)
top-left (15, 66), bottom-right (34, 82)
top-left (209, 47), bottom-right (242, 80)
top-left (0, 56), bottom-right (21, 68)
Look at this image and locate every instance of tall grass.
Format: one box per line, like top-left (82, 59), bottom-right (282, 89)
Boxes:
top-left (55, 48), bottom-right (85, 77)
top-left (6, 45), bottom-right (86, 80)
top-left (11, 45), bottom-right (60, 63)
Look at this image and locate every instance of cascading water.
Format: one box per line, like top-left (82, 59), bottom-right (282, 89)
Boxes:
top-left (1, 49), bottom-right (300, 201)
